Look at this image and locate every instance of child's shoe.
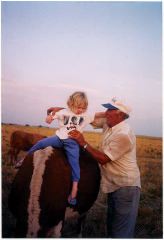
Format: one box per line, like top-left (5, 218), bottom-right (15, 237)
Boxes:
top-left (68, 196), bottom-right (77, 206)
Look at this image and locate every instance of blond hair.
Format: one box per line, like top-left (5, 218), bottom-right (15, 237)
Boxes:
top-left (67, 91), bottom-right (88, 111)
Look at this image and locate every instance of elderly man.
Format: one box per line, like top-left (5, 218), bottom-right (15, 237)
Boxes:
top-left (68, 98), bottom-right (141, 238)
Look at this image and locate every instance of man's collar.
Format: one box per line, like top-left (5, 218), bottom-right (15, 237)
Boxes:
top-left (111, 121), bottom-right (126, 131)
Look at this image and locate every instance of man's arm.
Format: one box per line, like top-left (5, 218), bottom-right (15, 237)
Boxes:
top-left (68, 130), bottom-right (111, 165)
top-left (46, 107), bottom-right (64, 124)
top-left (94, 111), bottom-right (106, 118)
top-left (91, 112), bottom-right (106, 129)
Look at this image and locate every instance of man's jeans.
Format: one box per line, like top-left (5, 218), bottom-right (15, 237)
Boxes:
top-left (107, 186), bottom-right (140, 238)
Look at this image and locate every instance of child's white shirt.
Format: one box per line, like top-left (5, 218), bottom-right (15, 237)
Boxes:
top-left (52, 108), bottom-right (95, 139)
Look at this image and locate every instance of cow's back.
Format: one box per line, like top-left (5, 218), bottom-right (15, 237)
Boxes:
top-left (9, 146), bottom-right (100, 237)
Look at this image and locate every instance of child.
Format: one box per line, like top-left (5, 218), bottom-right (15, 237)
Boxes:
top-left (15, 91), bottom-right (103, 205)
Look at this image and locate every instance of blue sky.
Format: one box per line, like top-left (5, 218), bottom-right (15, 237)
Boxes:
top-left (1, 1), bottom-right (162, 137)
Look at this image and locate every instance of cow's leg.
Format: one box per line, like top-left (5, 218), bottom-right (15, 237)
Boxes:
top-left (46, 221), bottom-right (63, 238)
top-left (14, 219), bottom-right (27, 237)
top-left (9, 149), bottom-right (12, 165)
top-left (10, 148), bottom-right (19, 165)
top-left (76, 213), bottom-right (87, 237)
top-left (14, 149), bottom-right (20, 165)
top-left (62, 207), bottom-right (86, 237)
top-left (9, 147), bottom-right (14, 165)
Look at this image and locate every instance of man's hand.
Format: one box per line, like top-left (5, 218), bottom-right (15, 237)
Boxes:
top-left (69, 130), bottom-right (110, 165)
top-left (68, 130), bottom-right (86, 147)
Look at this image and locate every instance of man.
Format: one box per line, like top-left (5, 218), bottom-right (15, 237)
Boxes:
top-left (68, 98), bottom-right (141, 238)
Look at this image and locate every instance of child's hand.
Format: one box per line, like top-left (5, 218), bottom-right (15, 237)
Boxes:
top-left (45, 115), bottom-right (53, 124)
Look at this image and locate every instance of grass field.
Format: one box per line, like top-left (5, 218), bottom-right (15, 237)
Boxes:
top-left (2, 123), bottom-right (163, 238)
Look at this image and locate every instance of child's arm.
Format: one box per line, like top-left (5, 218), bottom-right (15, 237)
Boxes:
top-left (46, 107), bottom-right (65, 124)
top-left (45, 115), bottom-right (54, 124)
top-left (47, 107), bottom-right (65, 116)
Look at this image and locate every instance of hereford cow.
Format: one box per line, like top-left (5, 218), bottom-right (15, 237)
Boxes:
top-left (10, 130), bottom-right (46, 165)
top-left (9, 146), bottom-right (100, 237)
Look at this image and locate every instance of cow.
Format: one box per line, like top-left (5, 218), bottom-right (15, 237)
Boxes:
top-left (10, 130), bottom-right (46, 165)
top-left (8, 146), bottom-right (100, 237)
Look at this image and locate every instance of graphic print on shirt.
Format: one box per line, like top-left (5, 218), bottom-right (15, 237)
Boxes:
top-left (63, 115), bottom-right (84, 131)
top-left (63, 116), bottom-right (69, 125)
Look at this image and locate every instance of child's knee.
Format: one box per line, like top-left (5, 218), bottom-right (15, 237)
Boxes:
top-left (37, 139), bottom-right (45, 148)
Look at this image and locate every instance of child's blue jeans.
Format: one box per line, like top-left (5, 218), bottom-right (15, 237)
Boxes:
top-left (28, 135), bottom-right (80, 182)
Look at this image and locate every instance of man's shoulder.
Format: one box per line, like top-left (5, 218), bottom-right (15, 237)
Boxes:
top-left (116, 125), bottom-right (136, 143)
top-left (115, 121), bottom-right (133, 133)
top-left (112, 122), bottom-right (133, 136)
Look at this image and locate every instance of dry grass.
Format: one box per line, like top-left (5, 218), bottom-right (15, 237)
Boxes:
top-left (2, 123), bottom-right (162, 238)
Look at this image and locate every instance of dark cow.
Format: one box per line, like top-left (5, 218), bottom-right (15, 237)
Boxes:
top-left (10, 130), bottom-right (46, 165)
top-left (9, 146), bottom-right (100, 237)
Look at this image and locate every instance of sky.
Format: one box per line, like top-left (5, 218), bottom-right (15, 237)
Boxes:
top-left (1, 1), bottom-right (162, 137)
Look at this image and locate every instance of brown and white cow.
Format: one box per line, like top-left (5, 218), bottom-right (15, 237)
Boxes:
top-left (10, 130), bottom-right (46, 165)
top-left (8, 146), bottom-right (100, 237)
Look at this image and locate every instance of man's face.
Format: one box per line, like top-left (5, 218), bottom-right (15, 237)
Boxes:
top-left (105, 109), bottom-right (123, 127)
